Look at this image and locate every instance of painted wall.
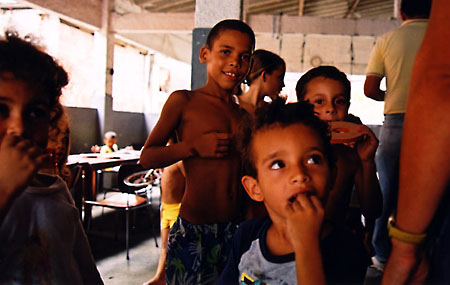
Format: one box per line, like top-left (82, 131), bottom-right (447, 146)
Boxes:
top-left (66, 107), bottom-right (148, 154)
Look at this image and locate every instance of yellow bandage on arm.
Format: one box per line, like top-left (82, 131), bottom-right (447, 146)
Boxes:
top-left (388, 222), bottom-right (427, 244)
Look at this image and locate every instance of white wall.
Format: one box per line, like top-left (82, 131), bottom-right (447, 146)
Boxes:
top-left (0, 8), bottom-right (191, 115)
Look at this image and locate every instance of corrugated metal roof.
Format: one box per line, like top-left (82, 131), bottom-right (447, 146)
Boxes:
top-left (134, 0), bottom-right (395, 19)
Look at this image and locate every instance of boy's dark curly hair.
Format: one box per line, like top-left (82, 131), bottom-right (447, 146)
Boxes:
top-left (0, 32), bottom-right (68, 113)
top-left (239, 99), bottom-right (335, 178)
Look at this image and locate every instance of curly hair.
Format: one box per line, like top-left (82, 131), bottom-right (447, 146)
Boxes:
top-left (239, 99), bottom-right (335, 178)
top-left (0, 32), bottom-right (68, 110)
top-left (1, 32), bottom-right (71, 181)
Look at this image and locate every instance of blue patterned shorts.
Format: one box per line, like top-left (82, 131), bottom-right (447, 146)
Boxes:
top-left (165, 216), bottom-right (237, 284)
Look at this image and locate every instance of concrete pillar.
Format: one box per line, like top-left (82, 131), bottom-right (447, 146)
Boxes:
top-left (98, 0), bottom-right (115, 136)
top-left (191, 0), bottom-right (243, 89)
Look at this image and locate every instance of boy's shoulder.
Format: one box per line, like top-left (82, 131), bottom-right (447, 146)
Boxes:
top-left (168, 89), bottom-right (192, 102)
top-left (238, 216), bottom-right (271, 235)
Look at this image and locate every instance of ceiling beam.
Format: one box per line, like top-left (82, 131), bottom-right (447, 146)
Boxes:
top-left (21, 0), bottom-right (102, 29)
top-left (112, 11), bottom-right (400, 37)
top-left (112, 11), bottom-right (194, 33)
top-left (345, 0), bottom-right (360, 18)
top-left (298, 0), bottom-right (304, 16)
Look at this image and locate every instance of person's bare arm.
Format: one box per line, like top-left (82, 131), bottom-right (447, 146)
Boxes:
top-left (354, 125), bottom-right (382, 219)
top-left (382, 0), bottom-right (450, 283)
top-left (364, 75), bottom-right (385, 101)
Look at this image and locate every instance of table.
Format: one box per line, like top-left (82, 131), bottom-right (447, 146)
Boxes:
top-left (68, 150), bottom-right (141, 223)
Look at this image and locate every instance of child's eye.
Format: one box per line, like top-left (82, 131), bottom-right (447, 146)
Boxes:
top-left (313, 99), bottom-right (324, 105)
top-left (270, 160), bottom-right (285, 170)
top-left (0, 104), bottom-right (10, 119)
top-left (220, 49), bottom-right (231, 55)
top-left (241, 54), bottom-right (251, 61)
top-left (306, 154), bottom-right (323, 165)
top-left (27, 106), bottom-right (50, 121)
top-left (335, 98), bottom-right (348, 105)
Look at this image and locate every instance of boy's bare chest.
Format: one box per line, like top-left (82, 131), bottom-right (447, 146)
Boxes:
top-left (180, 98), bottom-right (241, 135)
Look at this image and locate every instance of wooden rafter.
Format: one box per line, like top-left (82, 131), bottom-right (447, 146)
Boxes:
top-left (298, 0), bottom-right (305, 16)
top-left (345, 0), bottom-right (360, 18)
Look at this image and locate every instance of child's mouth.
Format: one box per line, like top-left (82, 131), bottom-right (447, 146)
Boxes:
top-left (288, 191), bottom-right (312, 203)
top-left (223, 71), bottom-right (237, 80)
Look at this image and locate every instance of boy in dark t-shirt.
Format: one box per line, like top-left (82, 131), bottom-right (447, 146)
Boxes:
top-left (219, 101), bottom-right (369, 284)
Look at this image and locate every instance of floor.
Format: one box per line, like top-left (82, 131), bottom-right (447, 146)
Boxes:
top-left (86, 185), bottom-right (383, 285)
top-left (86, 186), bottom-right (163, 285)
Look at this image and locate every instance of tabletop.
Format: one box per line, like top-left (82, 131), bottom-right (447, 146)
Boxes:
top-left (68, 150), bottom-right (141, 169)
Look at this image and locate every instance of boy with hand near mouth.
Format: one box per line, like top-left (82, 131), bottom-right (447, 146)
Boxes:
top-left (219, 101), bottom-right (369, 284)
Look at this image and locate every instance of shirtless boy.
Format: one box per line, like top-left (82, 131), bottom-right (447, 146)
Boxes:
top-left (139, 19), bottom-right (255, 283)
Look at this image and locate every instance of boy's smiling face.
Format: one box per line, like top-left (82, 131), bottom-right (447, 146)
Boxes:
top-left (201, 29), bottom-right (253, 92)
top-left (242, 123), bottom-right (332, 221)
top-left (303, 76), bottom-right (349, 122)
top-left (0, 74), bottom-right (51, 149)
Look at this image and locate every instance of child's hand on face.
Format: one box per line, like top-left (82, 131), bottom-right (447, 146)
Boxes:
top-left (285, 193), bottom-right (324, 250)
top-left (0, 134), bottom-right (48, 197)
top-left (189, 132), bottom-right (232, 158)
top-left (353, 125), bottom-right (379, 162)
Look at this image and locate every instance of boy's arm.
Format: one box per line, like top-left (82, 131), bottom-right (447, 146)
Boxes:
top-left (0, 134), bottom-right (47, 221)
top-left (140, 90), bottom-right (190, 168)
top-left (364, 75), bottom-right (385, 101)
top-left (353, 125), bottom-right (382, 219)
top-left (286, 194), bottom-right (326, 285)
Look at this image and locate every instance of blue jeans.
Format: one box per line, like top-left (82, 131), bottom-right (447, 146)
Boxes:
top-left (372, 114), bottom-right (404, 263)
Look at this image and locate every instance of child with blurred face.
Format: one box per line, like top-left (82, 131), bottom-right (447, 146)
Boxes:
top-left (219, 101), bottom-right (370, 284)
top-left (0, 33), bottom-right (102, 284)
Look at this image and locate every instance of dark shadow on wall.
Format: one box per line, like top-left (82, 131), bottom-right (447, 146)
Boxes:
top-left (66, 107), bottom-right (150, 154)
top-left (66, 107), bottom-right (101, 154)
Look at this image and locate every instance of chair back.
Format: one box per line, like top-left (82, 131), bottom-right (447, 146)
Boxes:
top-left (117, 163), bottom-right (147, 194)
top-left (68, 164), bottom-right (83, 196)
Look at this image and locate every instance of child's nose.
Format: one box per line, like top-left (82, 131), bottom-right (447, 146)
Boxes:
top-left (291, 164), bottom-right (311, 184)
top-left (6, 115), bottom-right (25, 137)
top-left (229, 54), bottom-right (241, 68)
top-left (325, 102), bottom-right (337, 114)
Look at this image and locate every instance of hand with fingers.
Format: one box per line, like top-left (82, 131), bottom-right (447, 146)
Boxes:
top-left (286, 193), bottom-right (326, 285)
top-left (0, 134), bottom-right (48, 207)
top-left (189, 132), bottom-right (232, 158)
top-left (353, 125), bottom-right (379, 162)
top-left (285, 193), bottom-right (324, 249)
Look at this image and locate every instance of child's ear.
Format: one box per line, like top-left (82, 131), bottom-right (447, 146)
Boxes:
top-left (199, 46), bottom-right (209, 64)
top-left (242, 175), bottom-right (264, 202)
top-left (261, 71), bottom-right (266, 82)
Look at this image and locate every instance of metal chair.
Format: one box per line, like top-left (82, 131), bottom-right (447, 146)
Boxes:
top-left (84, 162), bottom-right (159, 259)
